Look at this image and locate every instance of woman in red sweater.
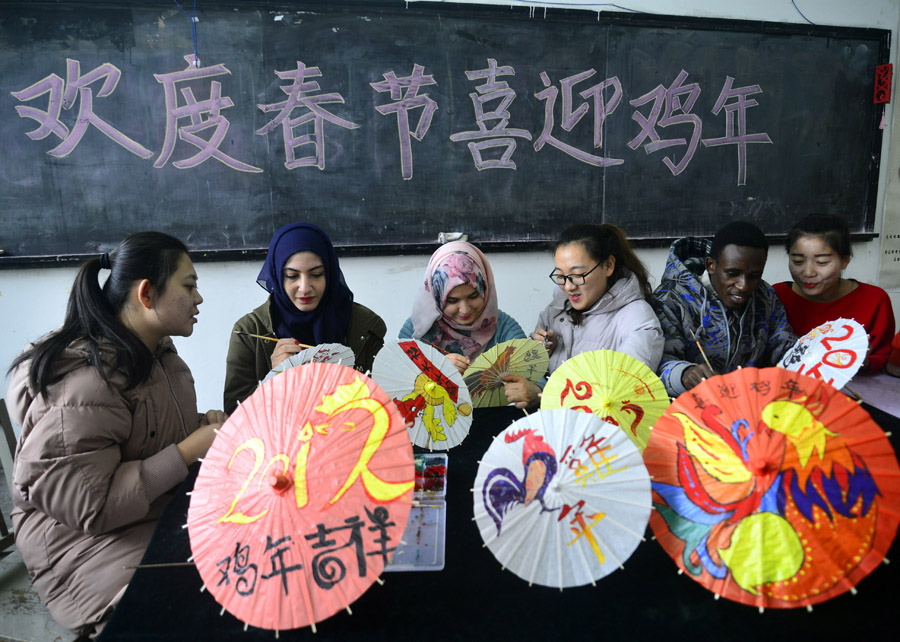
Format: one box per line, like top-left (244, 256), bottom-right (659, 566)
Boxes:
top-left (887, 331), bottom-right (900, 377)
top-left (774, 214), bottom-right (895, 373)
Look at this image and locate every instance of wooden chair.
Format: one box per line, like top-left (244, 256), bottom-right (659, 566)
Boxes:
top-left (0, 399), bottom-right (17, 551)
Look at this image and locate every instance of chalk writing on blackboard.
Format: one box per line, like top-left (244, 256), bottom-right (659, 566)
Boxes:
top-left (155, 55), bottom-right (262, 172)
top-left (257, 61), bottom-right (360, 171)
top-left (449, 58), bottom-right (533, 171)
top-left (12, 59), bottom-right (154, 160)
top-left (370, 64), bottom-right (439, 181)
top-left (13, 56), bottom-right (772, 186)
top-left (0, 4), bottom-right (886, 259)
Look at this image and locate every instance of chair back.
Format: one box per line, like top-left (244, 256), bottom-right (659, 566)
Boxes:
top-left (0, 399), bottom-right (17, 550)
top-left (0, 399), bottom-right (16, 492)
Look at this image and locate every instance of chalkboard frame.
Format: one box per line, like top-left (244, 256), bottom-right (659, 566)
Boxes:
top-left (0, 0), bottom-right (890, 266)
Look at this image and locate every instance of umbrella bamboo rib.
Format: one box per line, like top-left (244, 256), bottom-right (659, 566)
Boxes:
top-left (572, 523), bottom-right (598, 586)
top-left (556, 520), bottom-right (564, 589)
top-left (478, 501), bottom-right (540, 549)
top-left (528, 509), bottom-right (553, 586)
top-left (591, 527), bottom-right (626, 570)
top-left (601, 513), bottom-right (649, 540)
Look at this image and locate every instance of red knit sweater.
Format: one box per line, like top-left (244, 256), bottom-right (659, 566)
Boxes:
top-left (774, 281), bottom-right (896, 373)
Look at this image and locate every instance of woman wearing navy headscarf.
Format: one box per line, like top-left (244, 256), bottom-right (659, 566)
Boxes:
top-left (224, 223), bottom-right (386, 413)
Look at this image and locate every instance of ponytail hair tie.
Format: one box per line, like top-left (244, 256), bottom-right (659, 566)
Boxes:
top-left (98, 252), bottom-right (111, 270)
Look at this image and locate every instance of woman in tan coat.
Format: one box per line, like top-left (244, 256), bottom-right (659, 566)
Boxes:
top-left (6, 232), bottom-right (224, 638)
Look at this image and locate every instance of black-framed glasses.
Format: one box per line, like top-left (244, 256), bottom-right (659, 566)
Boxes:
top-left (549, 263), bottom-right (602, 286)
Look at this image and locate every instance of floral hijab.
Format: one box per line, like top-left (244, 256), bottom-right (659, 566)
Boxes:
top-left (256, 222), bottom-right (353, 345)
top-left (411, 241), bottom-right (498, 356)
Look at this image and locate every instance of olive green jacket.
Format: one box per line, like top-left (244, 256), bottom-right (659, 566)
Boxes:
top-left (224, 297), bottom-right (386, 413)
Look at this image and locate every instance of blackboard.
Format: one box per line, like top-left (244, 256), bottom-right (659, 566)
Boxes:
top-left (0, 0), bottom-right (890, 263)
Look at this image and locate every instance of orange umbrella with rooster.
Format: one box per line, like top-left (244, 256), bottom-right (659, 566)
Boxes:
top-left (644, 367), bottom-right (900, 609)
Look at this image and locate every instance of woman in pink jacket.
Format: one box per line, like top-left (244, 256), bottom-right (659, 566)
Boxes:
top-left (6, 232), bottom-right (224, 638)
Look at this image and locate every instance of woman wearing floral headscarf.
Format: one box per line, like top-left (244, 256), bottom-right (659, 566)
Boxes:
top-left (399, 241), bottom-right (526, 373)
top-left (224, 222), bottom-right (386, 413)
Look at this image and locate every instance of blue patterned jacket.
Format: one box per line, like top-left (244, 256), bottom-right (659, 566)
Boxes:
top-left (650, 237), bottom-right (796, 396)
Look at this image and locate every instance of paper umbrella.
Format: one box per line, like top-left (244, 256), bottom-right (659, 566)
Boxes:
top-left (187, 362), bottom-right (415, 632)
top-left (474, 408), bottom-right (651, 588)
top-left (371, 339), bottom-right (473, 450)
top-left (463, 338), bottom-right (549, 408)
top-left (644, 367), bottom-right (900, 609)
top-left (541, 349), bottom-right (669, 452)
top-left (778, 318), bottom-right (868, 390)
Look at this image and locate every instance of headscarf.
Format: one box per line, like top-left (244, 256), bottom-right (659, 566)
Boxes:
top-left (256, 222), bottom-right (354, 345)
top-left (410, 241), bottom-right (498, 356)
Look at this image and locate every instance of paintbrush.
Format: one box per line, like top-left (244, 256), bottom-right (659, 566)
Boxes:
top-left (233, 330), bottom-right (278, 342)
top-left (233, 331), bottom-right (313, 349)
top-left (420, 339), bottom-right (448, 354)
top-left (690, 328), bottom-right (718, 375)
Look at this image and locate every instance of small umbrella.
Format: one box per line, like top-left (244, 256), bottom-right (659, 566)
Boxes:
top-left (187, 363), bottom-right (414, 632)
top-left (540, 349), bottom-right (669, 452)
top-left (473, 408), bottom-right (651, 588)
top-left (644, 366), bottom-right (900, 609)
top-left (262, 343), bottom-right (356, 384)
top-left (371, 339), bottom-right (473, 450)
top-left (778, 318), bottom-right (868, 390)
top-left (463, 338), bottom-right (549, 407)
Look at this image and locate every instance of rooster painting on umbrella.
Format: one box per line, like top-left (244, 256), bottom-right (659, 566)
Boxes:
top-left (483, 428), bottom-right (560, 534)
top-left (646, 368), bottom-right (900, 608)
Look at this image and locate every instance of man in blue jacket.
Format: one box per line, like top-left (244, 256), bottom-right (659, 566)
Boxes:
top-left (651, 220), bottom-right (796, 396)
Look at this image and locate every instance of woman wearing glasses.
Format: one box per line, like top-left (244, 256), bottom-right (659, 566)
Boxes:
top-left (399, 240), bottom-right (526, 374)
top-left (505, 223), bottom-right (664, 408)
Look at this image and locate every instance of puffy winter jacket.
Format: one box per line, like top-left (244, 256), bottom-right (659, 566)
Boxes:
top-left (7, 337), bottom-right (199, 635)
top-left (537, 269), bottom-right (664, 373)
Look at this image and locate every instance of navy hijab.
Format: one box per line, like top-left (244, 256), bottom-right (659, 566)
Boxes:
top-left (257, 223), bottom-right (354, 345)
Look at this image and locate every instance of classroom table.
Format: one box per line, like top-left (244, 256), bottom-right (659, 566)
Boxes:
top-left (100, 404), bottom-right (900, 641)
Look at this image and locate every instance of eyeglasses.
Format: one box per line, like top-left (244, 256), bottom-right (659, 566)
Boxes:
top-left (549, 263), bottom-right (602, 286)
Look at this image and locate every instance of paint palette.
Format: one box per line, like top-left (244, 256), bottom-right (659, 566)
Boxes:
top-left (412, 453), bottom-right (448, 498)
top-left (383, 502), bottom-right (446, 572)
top-left (384, 454), bottom-right (448, 572)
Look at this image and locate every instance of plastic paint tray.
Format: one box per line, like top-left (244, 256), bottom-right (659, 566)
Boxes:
top-left (384, 453), bottom-right (448, 572)
top-left (413, 452), bottom-right (448, 499)
top-left (383, 500), bottom-right (446, 572)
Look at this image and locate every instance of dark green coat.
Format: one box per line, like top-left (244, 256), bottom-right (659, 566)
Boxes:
top-left (224, 297), bottom-right (386, 413)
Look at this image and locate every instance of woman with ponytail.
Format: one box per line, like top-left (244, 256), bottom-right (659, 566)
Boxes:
top-left (6, 232), bottom-right (224, 638)
top-left (504, 223), bottom-right (664, 408)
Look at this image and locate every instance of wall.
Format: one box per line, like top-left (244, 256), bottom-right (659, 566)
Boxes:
top-left (1, 0), bottom-right (898, 415)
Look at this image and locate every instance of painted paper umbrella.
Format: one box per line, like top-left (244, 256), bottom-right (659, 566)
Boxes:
top-left (644, 367), bottom-right (900, 609)
top-left (262, 343), bottom-right (356, 383)
top-left (371, 339), bottom-right (473, 450)
top-left (187, 362), bottom-right (415, 633)
top-left (473, 408), bottom-right (651, 588)
top-left (541, 349), bottom-right (669, 452)
top-left (463, 338), bottom-right (549, 408)
top-left (779, 318), bottom-right (868, 390)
